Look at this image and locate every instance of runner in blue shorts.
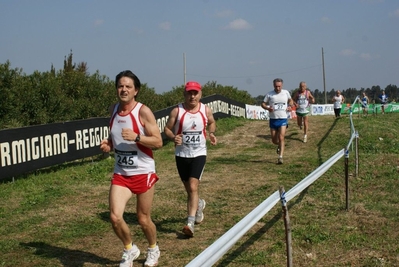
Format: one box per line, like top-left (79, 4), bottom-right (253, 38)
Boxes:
top-left (261, 78), bottom-right (294, 164)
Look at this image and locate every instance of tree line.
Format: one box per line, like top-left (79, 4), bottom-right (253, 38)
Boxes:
top-left (1, 51), bottom-right (397, 129)
top-left (0, 52), bottom-right (255, 129)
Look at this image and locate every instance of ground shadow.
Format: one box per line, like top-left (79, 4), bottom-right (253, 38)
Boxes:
top-left (257, 130), bottom-right (300, 142)
top-left (20, 241), bottom-right (118, 267)
top-left (99, 211), bottom-right (190, 236)
top-left (99, 211), bottom-right (138, 225)
top-left (286, 132), bottom-right (301, 142)
top-left (256, 134), bottom-right (270, 140)
top-left (214, 187), bottom-right (309, 267)
top-left (316, 118), bottom-right (340, 165)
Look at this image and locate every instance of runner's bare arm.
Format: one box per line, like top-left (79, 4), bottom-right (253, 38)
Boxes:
top-left (138, 105), bottom-right (163, 149)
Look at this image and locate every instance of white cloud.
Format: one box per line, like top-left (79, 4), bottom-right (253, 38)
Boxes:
top-left (223, 18), bottom-right (252, 30)
top-left (216, 9), bottom-right (234, 18)
top-left (159, 21), bottom-right (171, 31)
top-left (321, 16), bottom-right (332, 23)
top-left (94, 19), bottom-right (104, 26)
top-left (359, 53), bottom-right (372, 60)
top-left (340, 50), bottom-right (378, 60)
top-left (392, 8), bottom-right (399, 17)
top-left (340, 49), bottom-right (356, 56)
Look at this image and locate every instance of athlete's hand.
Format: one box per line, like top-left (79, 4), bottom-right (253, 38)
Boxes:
top-left (209, 134), bottom-right (217, 146)
top-left (174, 134), bottom-right (183, 146)
top-left (121, 128), bottom-right (135, 141)
top-left (100, 139), bottom-right (112, 152)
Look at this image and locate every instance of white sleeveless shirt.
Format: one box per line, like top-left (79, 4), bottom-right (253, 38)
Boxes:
top-left (109, 102), bottom-right (155, 176)
top-left (296, 90), bottom-right (310, 114)
top-left (333, 95), bottom-right (344, 109)
top-left (173, 103), bottom-right (208, 158)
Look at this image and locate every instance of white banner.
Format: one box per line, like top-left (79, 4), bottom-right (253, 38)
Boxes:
top-left (310, 104), bottom-right (335, 115)
top-left (245, 105), bottom-right (269, 120)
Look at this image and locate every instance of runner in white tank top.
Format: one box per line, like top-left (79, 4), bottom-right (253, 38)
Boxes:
top-left (173, 102), bottom-right (208, 158)
top-left (110, 102), bottom-right (156, 176)
top-left (293, 81), bottom-right (315, 143)
top-left (164, 81), bottom-right (217, 237)
top-left (332, 90), bottom-right (345, 118)
top-left (99, 70), bottom-right (162, 266)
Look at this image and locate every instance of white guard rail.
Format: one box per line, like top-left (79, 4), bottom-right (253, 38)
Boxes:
top-left (186, 148), bottom-right (346, 267)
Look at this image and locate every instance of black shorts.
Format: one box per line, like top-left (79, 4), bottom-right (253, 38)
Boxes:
top-left (175, 155), bottom-right (206, 182)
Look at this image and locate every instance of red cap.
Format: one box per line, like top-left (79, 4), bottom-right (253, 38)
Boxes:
top-left (185, 81), bottom-right (201, 91)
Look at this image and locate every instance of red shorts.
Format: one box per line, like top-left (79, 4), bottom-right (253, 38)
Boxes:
top-left (111, 173), bottom-right (159, 194)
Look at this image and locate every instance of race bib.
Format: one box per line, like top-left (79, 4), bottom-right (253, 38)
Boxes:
top-left (115, 149), bottom-right (138, 169)
top-left (274, 102), bottom-right (287, 111)
top-left (182, 131), bottom-right (202, 146)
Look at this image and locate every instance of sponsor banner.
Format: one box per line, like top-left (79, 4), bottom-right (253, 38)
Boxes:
top-left (154, 95), bottom-right (246, 140)
top-left (202, 95), bottom-right (246, 119)
top-left (0, 95), bottom-right (246, 180)
top-left (245, 104), bottom-right (269, 120)
top-left (0, 118), bottom-right (110, 181)
top-left (310, 104), bottom-right (335, 116)
top-left (342, 103), bottom-right (399, 114)
top-left (245, 104), bottom-right (297, 120)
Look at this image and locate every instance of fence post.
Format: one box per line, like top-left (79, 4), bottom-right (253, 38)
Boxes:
top-left (279, 186), bottom-right (292, 267)
top-left (355, 131), bottom-right (359, 179)
top-left (344, 149), bottom-right (350, 211)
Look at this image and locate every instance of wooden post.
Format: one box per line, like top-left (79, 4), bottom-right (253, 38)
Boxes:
top-left (345, 149), bottom-right (350, 211)
top-left (279, 186), bottom-right (293, 267)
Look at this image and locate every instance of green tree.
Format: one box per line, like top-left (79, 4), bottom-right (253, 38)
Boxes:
top-left (0, 61), bottom-right (25, 128)
top-left (384, 84), bottom-right (398, 102)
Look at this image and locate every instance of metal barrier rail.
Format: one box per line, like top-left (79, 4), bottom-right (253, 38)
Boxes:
top-left (186, 98), bottom-right (360, 267)
top-left (186, 148), bottom-right (347, 266)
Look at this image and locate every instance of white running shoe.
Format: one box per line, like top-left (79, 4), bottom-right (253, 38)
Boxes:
top-left (195, 199), bottom-right (206, 224)
top-left (303, 135), bottom-right (307, 143)
top-left (119, 244), bottom-right (140, 267)
top-left (144, 245), bottom-right (160, 267)
top-left (182, 222), bottom-right (195, 237)
top-left (277, 157), bottom-right (284, 164)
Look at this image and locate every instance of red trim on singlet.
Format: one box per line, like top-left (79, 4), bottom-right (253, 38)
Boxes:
top-left (176, 105), bottom-right (183, 135)
top-left (297, 90), bottom-right (309, 100)
top-left (176, 103), bottom-right (207, 137)
top-left (110, 103), bottom-right (153, 159)
top-left (129, 110), bottom-right (153, 158)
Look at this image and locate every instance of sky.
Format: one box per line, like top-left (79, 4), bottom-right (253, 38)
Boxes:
top-left (1, 0), bottom-right (398, 97)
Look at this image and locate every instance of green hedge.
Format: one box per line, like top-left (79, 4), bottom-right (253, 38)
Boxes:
top-left (0, 61), bottom-right (255, 129)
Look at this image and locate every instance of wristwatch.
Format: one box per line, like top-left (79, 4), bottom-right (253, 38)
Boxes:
top-left (135, 134), bottom-right (140, 143)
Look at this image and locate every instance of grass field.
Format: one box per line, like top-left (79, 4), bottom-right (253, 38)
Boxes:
top-left (1, 113), bottom-right (399, 266)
